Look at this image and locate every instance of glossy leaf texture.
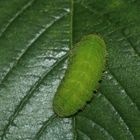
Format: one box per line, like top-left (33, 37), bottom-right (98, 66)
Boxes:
top-left (74, 0), bottom-right (140, 140)
top-left (0, 0), bottom-right (140, 140)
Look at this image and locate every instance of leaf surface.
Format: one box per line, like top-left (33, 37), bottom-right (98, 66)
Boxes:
top-left (0, 0), bottom-right (140, 140)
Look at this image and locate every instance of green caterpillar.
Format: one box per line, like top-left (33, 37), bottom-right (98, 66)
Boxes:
top-left (53, 34), bottom-right (106, 117)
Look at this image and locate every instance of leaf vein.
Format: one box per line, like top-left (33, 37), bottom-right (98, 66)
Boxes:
top-left (0, 0), bottom-right (35, 37)
top-left (0, 12), bottom-right (68, 86)
top-left (77, 115), bottom-right (116, 140)
top-left (1, 53), bottom-right (68, 139)
top-left (108, 69), bottom-right (139, 111)
top-left (33, 114), bottom-right (57, 140)
top-left (79, 3), bottom-right (140, 58)
top-left (77, 129), bottom-right (91, 140)
top-left (100, 92), bottom-right (135, 140)
top-left (121, 31), bottom-right (140, 57)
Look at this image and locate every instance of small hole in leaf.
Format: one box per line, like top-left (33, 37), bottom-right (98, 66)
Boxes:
top-left (93, 90), bottom-right (97, 93)
top-left (86, 100), bottom-right (91, 104)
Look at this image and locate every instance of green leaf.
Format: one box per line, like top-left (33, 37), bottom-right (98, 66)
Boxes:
top-left (0, 0), bottom-right (140, 140)
top-left (74, 0), bottom-right (140, 140)
top-left (0, 0), bottom-right (72, 140)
